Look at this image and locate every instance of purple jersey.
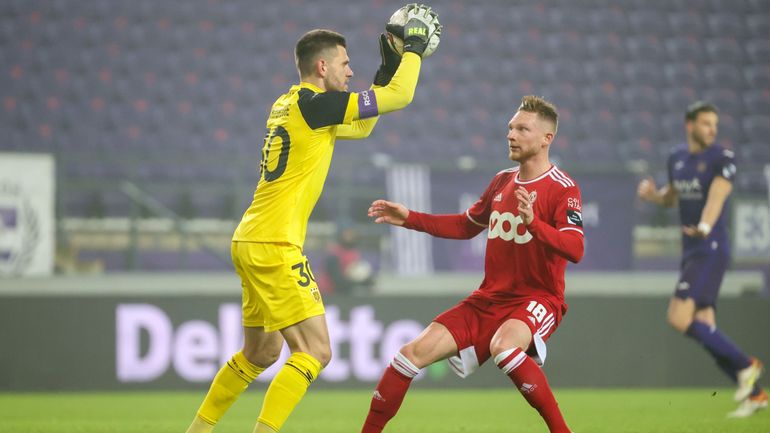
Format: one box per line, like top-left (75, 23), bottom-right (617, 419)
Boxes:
top-left (667, 144), bottom-right (736, 258)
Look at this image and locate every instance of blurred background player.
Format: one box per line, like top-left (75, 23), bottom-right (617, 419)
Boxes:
top-left (185, 5), bottom-right (442, 433)
top-left (319, 226), bottom-right (376, 296)
top-left (637, 101), bottom-right (767, 418)
top-left (360, 96), bottom-right (583, 433)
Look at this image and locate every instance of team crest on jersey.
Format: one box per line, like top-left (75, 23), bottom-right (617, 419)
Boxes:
top-left (494, 193), bottom-right (503, 202)
top-left (674, 160), bottom-right (684, 171)
top-left (529, 191), bottom-right (537, 204)
top-left (697, 161), bottom-right (707, 173)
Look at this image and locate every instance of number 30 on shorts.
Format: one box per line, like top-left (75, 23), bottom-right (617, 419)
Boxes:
top-left (291, 260), bottom-right (316, 287)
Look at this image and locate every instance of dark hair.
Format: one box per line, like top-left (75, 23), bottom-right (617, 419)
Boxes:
top-left (295, 29), bottom-right (346, 77)
top-left (518, 95), bottom-right (558, 133)
top-left (685, 101), bottom-right (718, 122)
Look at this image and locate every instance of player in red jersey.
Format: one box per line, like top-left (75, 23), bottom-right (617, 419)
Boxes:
top-left (360, 96), bottom-right (583, 433)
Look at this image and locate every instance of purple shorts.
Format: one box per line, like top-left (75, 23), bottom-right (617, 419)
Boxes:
top-left (673, 251), bottom-right (729, 308)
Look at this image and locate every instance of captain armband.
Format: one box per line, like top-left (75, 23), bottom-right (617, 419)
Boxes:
top-left (358, 90), bottom-right (379, 119)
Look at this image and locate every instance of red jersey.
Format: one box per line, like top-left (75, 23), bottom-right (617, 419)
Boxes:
top-left (404, 165), bottom-right (584, 308)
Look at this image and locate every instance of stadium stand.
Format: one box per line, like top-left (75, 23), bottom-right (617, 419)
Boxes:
top-left (0, 0), bottom-right (767, 270)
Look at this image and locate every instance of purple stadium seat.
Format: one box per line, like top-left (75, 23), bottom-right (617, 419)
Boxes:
top-left (668, 12), bottom-right (707, 37)
top-left (706, 13), bottom-right (746, 38)
top-left (625, 35), bottom-right (667, 62)
top-left (703, 63), bottom-right (744, 88)
top-left (660, 112), bottom-right (685, 142)
top-left (587, 8), bottom-right (627, 34)
top-left (664, 62), bottom-right (701, 87)
top-left (746, 39), bottom-right (770, 64)
top-left (627, 10), bottom-right (669, 36)
top-left (661, 86), bottom-right (698, 112)
top-left (743, 115), bottom-right (770, 143)
top-left (747, 15), bottom-right (770, 37)
top-left (705, 38), bottom-right (745, 63)
top-left (621, 85), bottom-right (663, 113)
top-left (743, 90), bottom-right (770, 113)
top-left (586, 33), bottom-right (626, 61)
top-left (584, 59), bottom-right (625, 85)
top-left (665, 37), bottom-right (706, 63)
top-left (744, 65), bottom-right (770, 88)
top-left (702, 88), bottom-right (743, 117)
top-left (624, 62), bottom-right (665, 87)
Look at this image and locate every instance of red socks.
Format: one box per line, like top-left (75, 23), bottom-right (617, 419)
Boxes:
top-left (495, 347), bottom-right (571, 433)
top-left (361, 352), bottom-right (419, 433)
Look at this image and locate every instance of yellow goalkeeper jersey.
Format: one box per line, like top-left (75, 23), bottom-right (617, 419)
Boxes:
top-left (233, 52), bottom-right (422, 247)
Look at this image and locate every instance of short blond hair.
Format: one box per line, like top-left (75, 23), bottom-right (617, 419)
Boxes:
top-left (518, 95), bottom-right (558, 133)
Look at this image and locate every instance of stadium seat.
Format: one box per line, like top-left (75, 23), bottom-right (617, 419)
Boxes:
top-left (706, 13), bottom-right (746, 38)
top-left (544, 32), bottom-right (588, 61)
top-left (667, 12), bottom-right (707, 37)
top-left (661, 86), bottom-right (698, 112)
top-left (627, 10), bottom-right (669, 36)
top-left (621, 85), bottom-right (662, 113)
top-left (587, 8), bottom-right (627, 34)
top-left (660, 112), bottom-right (685, 142)
top-left (542, 59), bottom-right (587, 85)
top-left (620, 110), bottom-right (660, 142)
top-left (625, 35), bottom-right (667, 63)
top-left (623, 62), bottom-right (665, 87)
top-left (746, 39), bottom-right (770, 64)
top-left (742, 90), bottom-right (770, 113)
top-left (702, 88), bottom-right (743, 117)
top-left (703, 63), bottom-right (744, 88)
top-left (744, 65), bottom-right (770, 88)
top-left (746, 14), bottom-right (770, 37)
top-left (705, 38), bottom-right (745, 63)
top-left (586, 33), bottom-right (626, 61)
top-left (664, 62), bottom-right (701, 87)
top-left (584, 59), bottom-right (625, 85)
top-left (665, 37), bottom-right (706, 63)
top-left (577, 110), bottom-right (621, 142)
top-left (742, 115), bottom-right (770, 143)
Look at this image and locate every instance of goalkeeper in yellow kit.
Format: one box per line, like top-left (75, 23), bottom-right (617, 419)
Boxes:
top-left (185, 5), bottom-right (441, 433)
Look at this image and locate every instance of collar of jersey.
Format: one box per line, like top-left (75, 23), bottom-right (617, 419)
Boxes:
top-left (296, 82), bottom-right (325, 93)
top-left (515, 164), bottom-right (556, 184)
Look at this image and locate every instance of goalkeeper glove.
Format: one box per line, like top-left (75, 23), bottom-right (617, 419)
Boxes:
top-left (386, 3), bottom-right (440, 57)
top-left (373, 33), bottom-right (402, 86)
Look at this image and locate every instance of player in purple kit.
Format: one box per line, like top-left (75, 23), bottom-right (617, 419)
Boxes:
top-left (637, 101), bottom-right (767, 418)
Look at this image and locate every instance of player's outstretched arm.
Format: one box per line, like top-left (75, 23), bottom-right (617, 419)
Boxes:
top-left (368, 199), bottom-right (409, 226)
top-left (637, 176), bottom-right (677, 208)
top-left (369, 5), bottom-right (441, 114)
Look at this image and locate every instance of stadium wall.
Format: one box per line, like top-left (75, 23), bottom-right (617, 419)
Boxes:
top-left (1, 275), bottom-right (768, 391)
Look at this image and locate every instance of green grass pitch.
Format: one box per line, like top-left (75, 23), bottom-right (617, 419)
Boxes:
top-left (1, 389), bottom-right (767, 433)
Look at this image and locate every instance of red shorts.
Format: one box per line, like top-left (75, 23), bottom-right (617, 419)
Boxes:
top-left (434, 295), bottom-right (563, 376)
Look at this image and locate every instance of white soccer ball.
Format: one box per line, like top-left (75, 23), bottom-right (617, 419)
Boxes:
top-left (386, 5), bottom-right (441, 58)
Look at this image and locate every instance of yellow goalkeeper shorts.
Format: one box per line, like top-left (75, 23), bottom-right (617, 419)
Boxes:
top-left (231, 241), bottom-right (325, 332)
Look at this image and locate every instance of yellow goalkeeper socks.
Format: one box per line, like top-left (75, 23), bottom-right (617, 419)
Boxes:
top-left (187, 351), bottom-right (265, 433)
top-left (255, 352), bottom-right (322, 432)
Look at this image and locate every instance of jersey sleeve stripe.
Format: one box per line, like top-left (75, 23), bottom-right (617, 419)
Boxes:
top-left (551, 168), bottom-right (575, 186)
top-left (466, 210), bottom-right (487, 228)
top-left (559, 227), bottom-right (584, 234)
top-left (548, 173), bottom-right (571, 188)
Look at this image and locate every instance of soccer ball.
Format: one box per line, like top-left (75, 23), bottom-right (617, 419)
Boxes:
top-left (386, 5), bottom-right (441, 58)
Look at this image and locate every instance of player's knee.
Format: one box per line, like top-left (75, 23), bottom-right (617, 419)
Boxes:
top-left (316, 349), bottom-right (332, 368)
top-left (489, 339), bottom-right (523, 358)
top-left (398, 342), bottom-right (426, 369)
top-left (242, 346), bottom-right (281, 368)
top-left (306, 344), bottom-right (332, 368)
top-left (666, 310), bottom-right (691, 333)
